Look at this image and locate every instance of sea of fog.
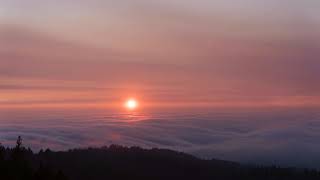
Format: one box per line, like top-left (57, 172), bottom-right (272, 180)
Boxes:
top-left (0, 107), bottom-right (320, 169)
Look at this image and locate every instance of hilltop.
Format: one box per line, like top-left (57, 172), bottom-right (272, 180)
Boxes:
top-left (1, 137), bottom-right (319, 180)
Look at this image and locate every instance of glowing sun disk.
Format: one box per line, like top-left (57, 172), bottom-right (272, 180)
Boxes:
top-left (125, 99), bottom-right (138, 110)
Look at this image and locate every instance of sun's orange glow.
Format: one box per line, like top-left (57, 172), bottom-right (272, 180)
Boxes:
top-left (125, 99), bottom-right (138, 110)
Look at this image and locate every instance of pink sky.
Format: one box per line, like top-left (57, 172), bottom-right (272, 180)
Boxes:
top-left (0, 0), bottom-right (320, 108)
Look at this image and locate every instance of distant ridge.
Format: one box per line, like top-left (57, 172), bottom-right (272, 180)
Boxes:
top-left (1, 138), bottom-right (320, 180)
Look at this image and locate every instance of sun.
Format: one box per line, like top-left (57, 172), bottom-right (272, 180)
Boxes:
top-left (125, 99), bottom-right (138, 110)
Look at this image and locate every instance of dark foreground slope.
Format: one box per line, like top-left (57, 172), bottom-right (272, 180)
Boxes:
top-left (1, 137), bottom-right (320, 180)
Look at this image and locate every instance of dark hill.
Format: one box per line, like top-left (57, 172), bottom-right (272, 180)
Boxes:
top-left (1, 137), bottom-right (320, 180)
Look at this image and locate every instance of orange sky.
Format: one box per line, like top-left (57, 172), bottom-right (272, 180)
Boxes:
top-left (1, 0), bottom-right (320, 109)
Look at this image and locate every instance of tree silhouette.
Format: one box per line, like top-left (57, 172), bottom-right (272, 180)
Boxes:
top-left (0, 143), bottom-right (5, 161)
top-left (16, 136), bottom-right (22, 149)
top-left (0, 136), bottom-right (319, 180)
top-left (0, 137), bottom-right (68, 180)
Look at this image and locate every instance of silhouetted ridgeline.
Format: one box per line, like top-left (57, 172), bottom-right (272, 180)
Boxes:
top-left (1, 137), bottom-right (320, 180)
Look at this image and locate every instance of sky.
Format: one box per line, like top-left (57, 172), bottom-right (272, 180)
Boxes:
top-left (1, 0), bottom-right (320, 169)
top-left (1, 0), bottom-right (320, 108)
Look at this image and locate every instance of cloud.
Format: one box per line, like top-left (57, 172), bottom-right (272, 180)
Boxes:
top-left (1, 108), bottom-right (320, 168)
top-left (1, 6), bottom-right (320, 108)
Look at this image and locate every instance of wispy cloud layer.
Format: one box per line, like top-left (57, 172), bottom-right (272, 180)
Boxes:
top-left (1, 22), bottom-right (319, 107)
